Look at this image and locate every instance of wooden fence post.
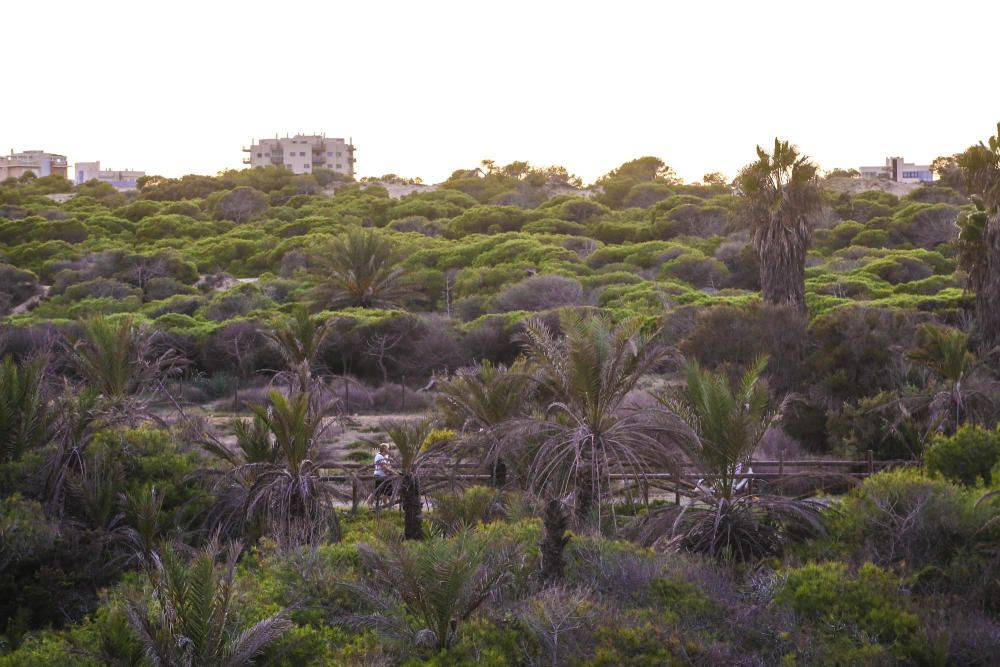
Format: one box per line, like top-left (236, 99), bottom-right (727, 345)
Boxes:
top-left (674, 474), bottom-right (681, 505)
top-left (867, 449), bottom-right (875, 475)
top-left (778, 448), bottom-right (785, 476)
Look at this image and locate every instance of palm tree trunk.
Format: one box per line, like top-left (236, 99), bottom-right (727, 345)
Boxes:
top-left (975, 213), bottom-right (1000, 353)
top-left (755, 214), bottom-right (808, 312)
top-left (540, 499), bottom-right (569, 582)
top-left (492, 456), bottom-right (507, 488)
top-left (401, 473), bottom-right (423, 540)
top-left (574, 466), bottom-right (593, 524)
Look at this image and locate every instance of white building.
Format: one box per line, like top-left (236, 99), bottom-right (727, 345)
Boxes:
top-left (75, 161), bottom-right (145, 190)
top-left (0, 150), bottom-right (68, 180)
top-left (859, 156), bottom-right (933, 183)
top-left (242, 134), bottom-right (355, 177)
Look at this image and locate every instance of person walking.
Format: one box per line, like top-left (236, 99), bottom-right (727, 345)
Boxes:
top-left (369, 442), bottom-right (394, 509)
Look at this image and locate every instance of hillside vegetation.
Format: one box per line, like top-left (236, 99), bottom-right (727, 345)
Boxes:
top-left (1, 147), bottom-right (999, 665)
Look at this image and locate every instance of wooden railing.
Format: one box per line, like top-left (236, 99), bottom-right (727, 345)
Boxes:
top-left (321, 451), bottom-right (912, 506)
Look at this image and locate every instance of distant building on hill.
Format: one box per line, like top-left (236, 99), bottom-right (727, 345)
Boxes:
top-left (0, 150), bottom-right (68, 180)
top-left (242, 134), bottom-right (355, 177)
top-left (75, 161), bottom-right (145, 190)
top-left (858, 156), bottom-right (933, 183)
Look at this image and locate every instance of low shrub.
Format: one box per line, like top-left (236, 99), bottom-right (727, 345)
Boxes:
top-left (826, 468), bottom-right (979, 570)
top-left (925, 425), bottom-right (1000, 486)
top-left (776, 561), bottom-right (927, 663)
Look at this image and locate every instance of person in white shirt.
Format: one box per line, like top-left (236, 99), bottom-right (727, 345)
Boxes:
top-left (369, 443), bottom-right (394, 508)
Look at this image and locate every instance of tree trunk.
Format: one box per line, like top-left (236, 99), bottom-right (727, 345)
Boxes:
top-left (755, 213), bottom-right (809, 312)
top-left (492, 457), bottom-right (507, 488)
top-left (401, 473), bottom-right (423, 540)
top-left (574, 463), bottom-right (594, 525)
top-left (975, 212), bottom-right (1000, 353)
top-left (540, 499), bottom-right (569, 582)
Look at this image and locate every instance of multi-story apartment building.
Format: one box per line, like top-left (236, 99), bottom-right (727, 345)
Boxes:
top-left (75, 161), bottom-right (145, 190)
top-left (242, 134), bottom-right (355, 177)
top-left (858, 156), bottom-right (933, 183)
top-left (0, 150), bottom-right (69, 180)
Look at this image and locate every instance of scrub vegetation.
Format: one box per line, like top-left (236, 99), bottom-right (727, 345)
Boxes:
top-left (2, 134), bottom-right (1000, 665)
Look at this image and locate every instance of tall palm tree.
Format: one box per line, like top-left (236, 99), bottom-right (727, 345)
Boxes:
top-left (310, 228), bottom-right (416, 310)
top-left (957, 123), bottom-right (1000, 353)
top-left (262, 306), bottom-right (334, 394)
top-left (507, 312), bottom-right (674, 526)
top-left (0, 354), bottom-right (54, 465)
top-left (435, 359), bottom-right (534, 487)
top-left (126, 540), bottom-right (290, 667)
top-left (378, 419), bottom-right (452, 540)
top-left (641, 357), bottom-right (824, 561)
top-left (736, 138), bottom-right (822, 312)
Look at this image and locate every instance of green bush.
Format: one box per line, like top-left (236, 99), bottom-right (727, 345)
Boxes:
top-left (826, 468), bottom-right (979, 569)
top-left (776, 561), bottom-right (926, 662)
top-left (925, 425), bottom-right (1000, 486)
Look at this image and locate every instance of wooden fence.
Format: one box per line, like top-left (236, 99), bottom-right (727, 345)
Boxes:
top-left (322, 450), bottom-right (911, 507)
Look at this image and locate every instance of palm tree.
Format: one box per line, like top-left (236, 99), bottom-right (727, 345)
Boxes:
top-left (641, 357), bottom-right (824, 561)
top-left (69, 316), bottom-right (180, 417)
top-left (310, 228), bottom-right (416, 309)
top-left (0, 354), bottom-right (54, 465)
top-left (736, 138), bottom-right (822, 312)
top-left (263, 306), bottom-right (334, 394)
top-left (435, 359), bottom-right (535, 487)
top-left (340, 529), bottom-right (517, 651)
top-left (661, 356), bottom-right (776, 502)
top-left (907, 323), bottom-right (984, 430)
top-left (378, 419), bottom-right (452, 540)
top-left (203, 391), bottom-right (340, 547)
top-left (508, 312), bottom-right (674, 526)
top-left (957, 123), bottom-right (1000, 353)
top-left (126, 540), bottom-right (290, 666)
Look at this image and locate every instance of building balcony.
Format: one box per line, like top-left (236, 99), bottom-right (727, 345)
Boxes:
top-left (242, 158), bottom-right (251, 164)
top-left (242, 146), bottom-right (251, 152)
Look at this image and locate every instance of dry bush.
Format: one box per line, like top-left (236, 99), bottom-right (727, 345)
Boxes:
top-left (515, 586), bottom-right (605, 666)
top-left (369, 383), bottom-right (432, 413)
top-left (564, 537), bottom-right (662, 604)
top-left (679, 303), bottom-right (806, 393)
top-left (492, 274), bottom-right (589, 313)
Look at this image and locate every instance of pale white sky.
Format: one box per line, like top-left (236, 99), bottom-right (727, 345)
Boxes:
top-left (3, 0), bottom-right (998, 184)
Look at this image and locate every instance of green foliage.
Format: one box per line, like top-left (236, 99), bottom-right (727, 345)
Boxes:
top-left (925, 425), bottom-right (1000, 486)
top-left (826, 468), bottom-right (981, 569)
top-left (344, 529), bottom-right (520, 651)
top-left (309, 228), bottom-right (416, 309)
top-left (0, 494), bottom-right (58, 574)
top-left (0, 355), bottom-right (53, 464)
top-left (126, 540), bottom-right (291, 666)
top-left (776, 562), bottom-right (925, 662)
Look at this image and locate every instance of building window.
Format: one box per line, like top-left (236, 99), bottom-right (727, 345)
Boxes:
top-left (336, 164), bottom-right (342, 169)
top-left (257, 153), bottom-right (262, 157)
top-left (336, 152), bottom-right (342, 157)
top-left (304, 164), bottom-right (311, 169)
top-left (300, 151), bottom-right (306, 156)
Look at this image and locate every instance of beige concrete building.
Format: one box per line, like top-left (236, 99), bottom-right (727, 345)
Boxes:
top-left (859, 156), bottom-right (933, 183)
top-left (0, 150), bottom-right (69, 180)
top-left (243, 134), bottom-right (355, 177)
top-left (75, 161), bottom-right (145, 191)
